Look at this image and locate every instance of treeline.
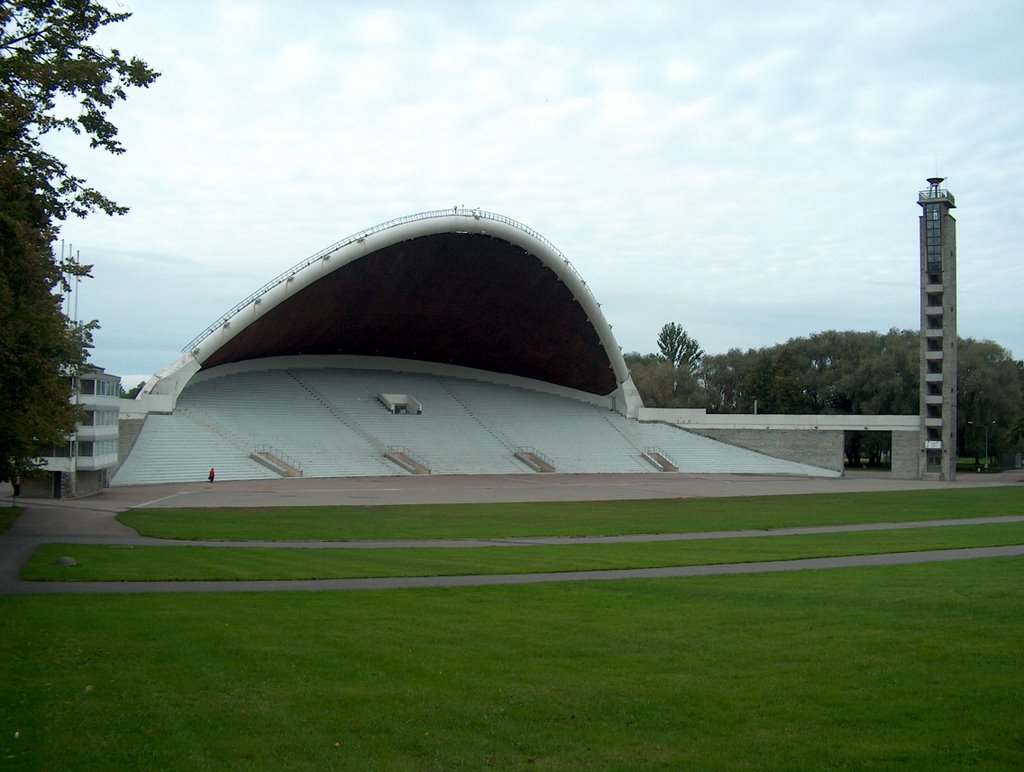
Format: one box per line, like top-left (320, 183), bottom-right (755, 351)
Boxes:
top-left (625, 326), bottom-right (1024, 462)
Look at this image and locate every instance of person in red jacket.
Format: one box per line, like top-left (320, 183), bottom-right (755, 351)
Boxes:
top-left (208, 467), bottom-right (215, 483)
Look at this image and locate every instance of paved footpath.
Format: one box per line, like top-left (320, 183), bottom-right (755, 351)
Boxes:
top-left (2, 472), bottom-right (1022, 595)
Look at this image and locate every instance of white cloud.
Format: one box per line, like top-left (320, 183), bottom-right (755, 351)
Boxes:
top-left (53, 0), bottom-right (1024, 376)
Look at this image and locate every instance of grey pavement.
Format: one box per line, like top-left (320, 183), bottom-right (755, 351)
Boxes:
top-left (1, 471), bottom-right (1022, 594)
top-left (4, 546), bottom-right (1023, 595)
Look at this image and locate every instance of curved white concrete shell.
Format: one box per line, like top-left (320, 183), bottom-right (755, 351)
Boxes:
top-left (141, 208), bottom-right (642, 416)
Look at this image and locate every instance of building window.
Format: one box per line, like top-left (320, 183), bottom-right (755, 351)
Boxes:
top-left (80, 378), bottom-right (119, 397)
top-left (924, 204), bottom-right (942, 272)
top-left (76, 439), bottom-right (117, 458)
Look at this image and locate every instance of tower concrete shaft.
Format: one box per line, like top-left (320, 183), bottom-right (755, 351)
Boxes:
top-left (918, 177), bottom-right (957, 480)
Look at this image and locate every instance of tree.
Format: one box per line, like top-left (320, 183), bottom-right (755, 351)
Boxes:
top-left (122, 380), bottom-right (145, 399)
top-left (624, 352), bottom-right (704, 408)
top-left (742, 347), bottom-right (813, 414)
top-left (1009, 411), bottom-right (1024, 449)
top-left (627, 324), bottom-right (706, 408)
top-left (957, 339), bottom-right (1021, 462)
top-left (783, 329), bottom-right (918, 415)
top-left (0, 1), bottom-right (158, 479)
top-left (699, 347), bottom-right (757, 413)
top-left (656, 322), bottom-right (704, 373)
top-left (1008, 361), bottom-right (1024, 452)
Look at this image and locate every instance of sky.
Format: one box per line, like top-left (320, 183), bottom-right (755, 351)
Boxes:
top-left (50, 0), bottom-right (1024, 387)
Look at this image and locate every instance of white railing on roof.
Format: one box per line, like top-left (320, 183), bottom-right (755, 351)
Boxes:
top-left (918, 187), bottom-right (955, 205)
top-left (181, 208), bottom-right (592, 354)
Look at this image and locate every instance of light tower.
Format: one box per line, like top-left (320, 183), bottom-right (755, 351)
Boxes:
top-left (918, 177), bottom-right (957, 480)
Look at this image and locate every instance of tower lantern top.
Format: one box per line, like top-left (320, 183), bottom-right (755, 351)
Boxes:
top-left (919, 177), bottom-right (955, 207)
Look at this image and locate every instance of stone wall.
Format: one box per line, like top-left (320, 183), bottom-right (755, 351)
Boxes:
top-left (15, 467), bottom-right (109, 499)
top-left (74, 470), bottom-right (108, 497)
top-left (890, 430), bottom-right (920, 479)
top-left (687, 426), bottom-right (921, 478)
top-left (18, 472), bottom-right (55, 498)
top-left (688, 428), bottom-right (845, 473)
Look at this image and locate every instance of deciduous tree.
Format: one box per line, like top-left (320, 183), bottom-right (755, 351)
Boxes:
top-left (656, 322), bottom-right (704, 373)
top-left (624, 352), bottom-right (704, 408)
top-left (0, 0), bottom-right (158, 480)
top-left (957, 339), bottom-right (1021, 461)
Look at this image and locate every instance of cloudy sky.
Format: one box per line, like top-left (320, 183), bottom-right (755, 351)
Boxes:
top-left (52, 0), bottom-right (1024, 386)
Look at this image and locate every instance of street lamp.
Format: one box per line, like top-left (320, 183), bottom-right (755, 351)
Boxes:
top-left (968, 420), bottom-right (996, 470)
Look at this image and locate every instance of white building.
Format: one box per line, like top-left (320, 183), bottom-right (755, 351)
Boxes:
top-left (23, 366), bottom-right (121, 498)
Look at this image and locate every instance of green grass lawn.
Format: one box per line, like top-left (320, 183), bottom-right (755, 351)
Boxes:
top-left (2, 559), bottom-right (1022, 769)
top-left (23, 521), bottom-right (1024, 581)
top-left (0, 506), bottom-right (18, 534)
top-left (118, 487), bottom-right (1024, 541)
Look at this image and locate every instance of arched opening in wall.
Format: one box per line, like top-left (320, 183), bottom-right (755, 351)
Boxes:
top-left (844, 430), bottom-right (892, 470)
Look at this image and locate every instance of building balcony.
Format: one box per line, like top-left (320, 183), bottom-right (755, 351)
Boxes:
top-left (75, 453), bottom-right (119, 472)
top-left (37, 451), bottom-right (118, 472)
top-left (924, 305), bottom-right (944, 316)
top-left (925, 350), bottom-right (944, 361)
top-left (925, 417), bottom-right (944, 428)
top-left (924, 395), bottom-right (944, 406)
top-left (75, 425), bottom-right (119, 441)
top-left (72, 393), bottom-right (121, 409)
top-left (40, 456), bottom-right (75, 473)
top-left (924, 283), bottom-right (944, 293)
top-left (925, 373), bottom-right (944, 383)
top-left (924, 327), bottom-right (944, 338)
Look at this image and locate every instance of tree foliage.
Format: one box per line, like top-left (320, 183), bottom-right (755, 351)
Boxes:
top-left (123, 380), bottom-right (145, 399)
top-left (958, 339), bottom-right (1021, 461)
top-left (626, 325), bottom-right (705, 408)
top-left (692, 329), bottom-right (923, 417)
top-left (1009, 362), bottom-right (1024, 452)
top-left (625, 352), bottom-right (703, 408)
top-left (1009, 411), bottom-right (1024, 448)
top-left (699, 347), bottom-right (753, 413)
top-left (656, 322), bottom-right (704, 373)
top-left (2, 0), bottom-right (158, 218)
top-left (630, 325), bottom-right (1023, 461)
top-left (0, 0), bottom-right (158, 479)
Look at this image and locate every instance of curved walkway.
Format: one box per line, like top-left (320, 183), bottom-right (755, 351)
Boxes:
top-left (5, 546), bottom-right (1024, 596)
top-left (2, 472), bottom-right (1022, 595)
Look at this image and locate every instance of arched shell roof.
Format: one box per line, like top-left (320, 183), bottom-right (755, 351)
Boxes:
top-left (150, 209), bottom-right (639, 411)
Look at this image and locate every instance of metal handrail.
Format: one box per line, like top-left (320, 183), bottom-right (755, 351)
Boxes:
top-left (253, 443), bottom-right (302, 472)
top-left (918, 188), bottom-right (955, 204)
top-left (516, 445), bottom-right (555, 468)
top-left (181, 208), bottom-right (593, 354)
top-left (643, 446), bottom-right (677, 468)
top-left (385, 444), bottom-right (428, 469)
